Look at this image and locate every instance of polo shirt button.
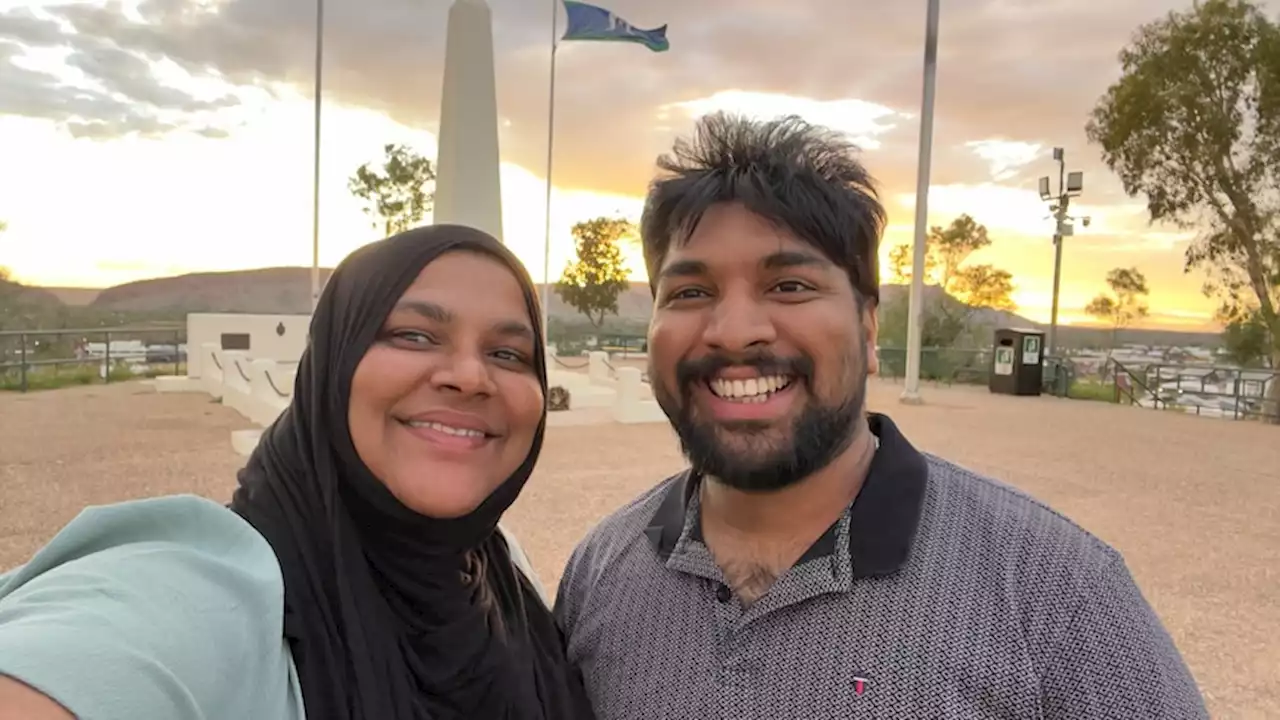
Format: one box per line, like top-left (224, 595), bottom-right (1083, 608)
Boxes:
top-left (715, 584), bottom-right (731, 603)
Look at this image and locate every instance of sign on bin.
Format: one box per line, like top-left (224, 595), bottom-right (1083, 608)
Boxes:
top-left (1022, 336), bottom-right (1041, 364)
top-left (994, 347), bottom-right (1014, 375)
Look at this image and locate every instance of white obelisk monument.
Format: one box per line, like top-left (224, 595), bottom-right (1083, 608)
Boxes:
top-left (434, 0), bottom-right (504, 241)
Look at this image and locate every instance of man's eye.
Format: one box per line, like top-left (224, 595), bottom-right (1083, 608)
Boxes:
top-left (772, 281), bottom-right (814, 293)
top-left (668, 287), bottom-right (710, 301)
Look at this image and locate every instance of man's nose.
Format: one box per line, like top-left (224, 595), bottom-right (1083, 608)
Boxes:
top-left (702, 293), bottom-right (777, 352)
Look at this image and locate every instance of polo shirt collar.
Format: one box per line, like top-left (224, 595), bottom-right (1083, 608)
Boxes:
top-left (643, 412), bottom-right (929, 578)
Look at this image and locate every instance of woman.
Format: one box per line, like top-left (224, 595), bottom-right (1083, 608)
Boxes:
top-left (0, 225), bottom-right (596, 719)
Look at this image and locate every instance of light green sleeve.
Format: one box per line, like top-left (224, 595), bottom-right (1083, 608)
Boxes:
top-left (0, 494), bottom-right (304, 720)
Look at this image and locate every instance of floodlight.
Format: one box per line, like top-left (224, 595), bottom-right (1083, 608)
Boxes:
top-left (1052, 147), bottom-right (1064, 161)
top-left (1038, 176), bottom-right (1051, 201)
top-left (1066, 171), bottom-right (1084, 194)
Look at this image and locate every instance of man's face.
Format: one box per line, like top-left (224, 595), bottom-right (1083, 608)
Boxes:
top-left (647, 203), bottom-right (879, 492)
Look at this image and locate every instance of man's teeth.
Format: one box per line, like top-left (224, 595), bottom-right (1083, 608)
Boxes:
top-left (405, 420), bottom-right (485, 438)
top-left (709, 375), bottom-right (792, 402)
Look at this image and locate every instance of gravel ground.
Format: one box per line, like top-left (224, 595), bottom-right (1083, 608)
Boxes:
top-left (1, 379), bottom-right (1276, 718)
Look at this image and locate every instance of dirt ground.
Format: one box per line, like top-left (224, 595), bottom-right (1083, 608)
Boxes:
top-left (1, 379), bottom-right (1276, 718)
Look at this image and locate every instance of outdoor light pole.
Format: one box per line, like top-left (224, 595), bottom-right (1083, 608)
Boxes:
top-left (901, 0), bottom-right (941, 404)
top-left (1038, 148), bottom-right (1088, 356)
top-left (309, 0), bottom-right (324, 312)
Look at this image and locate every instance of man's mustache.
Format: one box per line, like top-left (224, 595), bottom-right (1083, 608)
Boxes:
top-left (675, 353), bottom-right (814, 392)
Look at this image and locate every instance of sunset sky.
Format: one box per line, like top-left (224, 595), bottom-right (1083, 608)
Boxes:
top-left (2, 0), bottom-right (1272, 329)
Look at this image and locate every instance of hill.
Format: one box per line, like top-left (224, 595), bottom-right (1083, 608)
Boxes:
top-left (91, 267), bottom-right (337, 314)
top-left (25, 267), bottom-right (1222, 348)
top-left (42, 287), bottom-right (101, 305)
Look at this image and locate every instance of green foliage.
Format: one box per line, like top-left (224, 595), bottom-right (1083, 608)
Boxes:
top-left (1084, 267), bottom-right (1151, 350)
top-left (1086, 0), bottom-right (1280, 371)
top-left (348, 144), bottom-right (436, 237)
top-left (1219, 307), bottom-right (1274, 367)
top-left (555, 217), bottom-right (633, 327)
top-left (887, 214), bottom-right (1017, 312)
top-left (884, 214), bottom-right (1017, 348)
top-left (877, 292), bottom-right (971, 350)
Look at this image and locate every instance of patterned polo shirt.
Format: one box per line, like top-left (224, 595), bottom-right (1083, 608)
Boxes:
top-left (555, 413), bottom-right (1207, 719)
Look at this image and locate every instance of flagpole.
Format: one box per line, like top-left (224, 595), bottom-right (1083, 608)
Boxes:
top-left (540, 0), bottom-right (559, 342)
top-left (901, 0), bottom-right (940, 404)
top-left (309, 0), bottom-right (324, 312)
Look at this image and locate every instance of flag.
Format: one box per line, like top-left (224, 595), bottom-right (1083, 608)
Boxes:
top-left (560, 1), bottom-right (669, 52)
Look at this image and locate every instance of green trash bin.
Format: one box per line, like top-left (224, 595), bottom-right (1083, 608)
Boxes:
top-left (989, 328), bottom-right (1045, 396)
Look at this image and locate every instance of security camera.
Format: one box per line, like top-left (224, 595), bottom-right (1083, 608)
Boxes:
top-left (1082, 216), bottom-right (1092, 228)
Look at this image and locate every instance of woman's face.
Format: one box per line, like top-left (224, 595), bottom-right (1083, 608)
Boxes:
top-left (348, 250), bottom-right (544, 518)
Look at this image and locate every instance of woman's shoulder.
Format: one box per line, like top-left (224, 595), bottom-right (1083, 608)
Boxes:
top-left (0, 494), bottom-right (303, 720)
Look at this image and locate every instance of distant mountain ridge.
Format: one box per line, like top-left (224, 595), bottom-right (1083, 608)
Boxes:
top-left (30, 267), bottom-right (1222, 347)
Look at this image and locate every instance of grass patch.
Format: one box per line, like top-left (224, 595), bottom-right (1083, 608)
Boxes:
top-left (1068, 378), bottom-right (1118, 403)
top-left (0, 362), bottom-right (171, 392)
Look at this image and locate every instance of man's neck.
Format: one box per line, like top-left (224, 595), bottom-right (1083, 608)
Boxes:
top-left (700, 417), bottom-right (877, 544)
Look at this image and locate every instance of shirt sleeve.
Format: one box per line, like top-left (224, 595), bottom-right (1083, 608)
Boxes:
top-left (0, 495), bottom-right (300, 720)
top-left (1039, 554), bottom-right (1209, 719)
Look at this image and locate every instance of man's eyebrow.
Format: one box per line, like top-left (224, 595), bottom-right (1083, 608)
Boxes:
top-left (762, 250), bottom-right (833, 270)
top-left (657, 259), bottom-right (707, 282)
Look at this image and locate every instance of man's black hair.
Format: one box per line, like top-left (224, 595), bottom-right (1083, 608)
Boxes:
top-left (639, 112), bottom-right (886, 304)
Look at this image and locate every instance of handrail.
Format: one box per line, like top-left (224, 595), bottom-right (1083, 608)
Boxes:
top-left (1110, 358), bottom-right (1160, 409)
top-left (552, 356), bottom-right (589, 370)
top-left (264, 369), bottom-right (292, 398)
top-left (0, 325), bottom-right (182, 337)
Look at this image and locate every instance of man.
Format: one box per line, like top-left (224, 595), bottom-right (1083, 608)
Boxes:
top-left (554, 112), bottom-right (1207, 719)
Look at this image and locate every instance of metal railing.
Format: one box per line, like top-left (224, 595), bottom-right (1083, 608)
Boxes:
top-left (876, 347), bottom-right (992, 386)
top-left (1108, 359), bottom-right (1279, 422)
top-left (876, 346), bottom-right (1078, 397)
top-left (0, 325), bottom-right (186, 392)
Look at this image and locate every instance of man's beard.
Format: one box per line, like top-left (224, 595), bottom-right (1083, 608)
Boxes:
top-left (652, 349), bottom-right (866, 492)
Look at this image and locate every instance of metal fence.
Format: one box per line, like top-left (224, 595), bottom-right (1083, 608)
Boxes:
top-left (1110, 360), bottom-right (1279, 422)
top-left (0, 325), bottom-right (186, 392)
top-left (875, 346), bottom-right (1077, 397)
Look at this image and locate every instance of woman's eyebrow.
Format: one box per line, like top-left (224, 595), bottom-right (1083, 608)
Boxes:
top-left (492, 320), bottom-right (535, 342)
top-left (393, 300), bottom-right (451, 323)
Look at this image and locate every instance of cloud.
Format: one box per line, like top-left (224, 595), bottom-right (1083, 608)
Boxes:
top-left (965, 139), bottom-right (1043, 181)
top-left (664, 91), bottom-right (906, 150)
top-left (3, 0), bottom-right (1274, 201)
top-left (0, 5), bottom-right (241, 137)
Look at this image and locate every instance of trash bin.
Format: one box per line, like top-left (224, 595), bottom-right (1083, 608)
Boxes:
top-left (989, 328), bottom-right (1045, 396)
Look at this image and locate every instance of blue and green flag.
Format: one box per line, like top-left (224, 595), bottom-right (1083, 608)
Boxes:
top-left (560, 1), bottom-right (669, 52)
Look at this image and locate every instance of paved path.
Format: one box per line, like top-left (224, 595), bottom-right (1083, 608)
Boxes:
top-left (1, 379), bottom-right (1276, 717)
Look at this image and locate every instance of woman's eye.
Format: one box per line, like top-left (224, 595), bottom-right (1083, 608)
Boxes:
top-left (390, 329), bottom-right (437, 346)
top-left (491, 348), bottom-right (527, 364)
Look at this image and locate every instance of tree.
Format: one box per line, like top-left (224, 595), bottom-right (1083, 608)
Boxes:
top-left (555, 217), bottom-right (633, 328)
top-left (348, 144), bottom-right (435, 237)
top-left (885, 214), bottom-right (1017, 347)
top-left (0, 220), bottom-right (8, 281)
top-left (1086, 0), bottom-right (1280, 420)
top-left (1084, 267), bottom-right (1151, 352)
top-left (1220, 307), bottom-right (1275, 367)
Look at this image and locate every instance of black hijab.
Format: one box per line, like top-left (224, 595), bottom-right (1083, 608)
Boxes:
top-left (230, 225), bottom-right (595, 720)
